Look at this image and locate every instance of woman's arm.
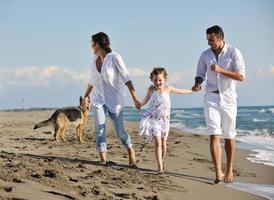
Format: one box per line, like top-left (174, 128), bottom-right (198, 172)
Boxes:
top-left (126, 81), bottom-right (141, 110)
top-left (169, 86), bottom-right (193, 94)
top-left (141, 86), bottom-right (153, 107)
top-left (84, 83), bottom-right (93, 98)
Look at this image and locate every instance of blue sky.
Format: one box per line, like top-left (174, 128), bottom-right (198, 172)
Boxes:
top-left (0, 0), bottom-right (274, 109)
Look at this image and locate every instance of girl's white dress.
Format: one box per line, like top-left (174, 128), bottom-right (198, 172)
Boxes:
top-left (139, 87), bottom-right (171, 143)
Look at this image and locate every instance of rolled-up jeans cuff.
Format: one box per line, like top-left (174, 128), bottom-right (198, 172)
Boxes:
top-left (96, 143), bottom-right (107, 153)
top-left (126, 143), bottom-right (133, 149)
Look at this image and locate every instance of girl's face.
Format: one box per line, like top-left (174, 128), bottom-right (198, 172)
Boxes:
top-left (152, 73), bottom-right (166, 89)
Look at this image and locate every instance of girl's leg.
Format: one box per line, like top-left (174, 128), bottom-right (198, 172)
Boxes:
top-left (161, 138), bottom-right (167, 170)
top-left (94, 105), bottom-right (107, 163)
top-left (108, 110), bottom-right (136, 165)
top-left (154, 135), bottom-right (163, 173)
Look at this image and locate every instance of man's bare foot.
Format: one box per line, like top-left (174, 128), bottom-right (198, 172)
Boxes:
top-left (224, 171), bottom-right (233, 183)
top-left (214, 172), bottom-right (225, 184)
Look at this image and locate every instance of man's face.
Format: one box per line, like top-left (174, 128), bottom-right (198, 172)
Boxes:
top-left (207, 33), bottom-right (223, 50)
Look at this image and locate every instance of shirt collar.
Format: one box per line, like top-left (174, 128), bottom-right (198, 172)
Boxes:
top-left (221, 42), bottom-right (228, 54)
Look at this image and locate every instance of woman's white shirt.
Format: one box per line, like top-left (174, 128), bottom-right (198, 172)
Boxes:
top-left (90, 52), bottom-right (131, 113)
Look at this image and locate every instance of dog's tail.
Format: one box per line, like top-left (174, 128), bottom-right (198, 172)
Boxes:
top-left (33, 114), bottom-right (55, 130)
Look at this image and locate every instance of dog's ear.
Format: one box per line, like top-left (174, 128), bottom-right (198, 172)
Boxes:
top-left (80, 96), bottom-right (83, 104)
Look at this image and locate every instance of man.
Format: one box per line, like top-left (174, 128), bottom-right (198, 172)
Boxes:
top-left (192, 25), bottom-right (245, 183)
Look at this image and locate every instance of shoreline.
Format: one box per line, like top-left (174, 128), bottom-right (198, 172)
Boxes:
top-left (0, 110), bottom-right (273, 199)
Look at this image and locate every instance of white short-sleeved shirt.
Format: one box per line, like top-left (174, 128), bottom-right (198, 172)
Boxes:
top-left (90, 52), bottom-right (131, 113)
top-left (196, 43), bottom-right (245, 105)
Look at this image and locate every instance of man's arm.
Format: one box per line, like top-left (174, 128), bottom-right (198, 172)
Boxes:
top-left (211, 64), bottom-right (244, 81)
top-left (192, 54), bottom-right (206, 92)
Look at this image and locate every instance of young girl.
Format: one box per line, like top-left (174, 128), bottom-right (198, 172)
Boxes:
top-left (139, 67), bottom-right (193, 173)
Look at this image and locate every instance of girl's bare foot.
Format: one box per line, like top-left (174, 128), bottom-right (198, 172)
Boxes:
top-left (157, 169), bottom-right (164, 174)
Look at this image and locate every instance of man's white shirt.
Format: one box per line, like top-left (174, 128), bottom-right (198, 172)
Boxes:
top-left (196, 43), bottom-right (245, 105)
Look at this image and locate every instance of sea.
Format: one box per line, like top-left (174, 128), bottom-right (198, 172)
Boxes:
top-left (121, 105), bottom-right (274, 167)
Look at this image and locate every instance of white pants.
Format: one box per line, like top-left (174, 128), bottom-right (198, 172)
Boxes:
top-left (204, 93), bottom-right (237, 139)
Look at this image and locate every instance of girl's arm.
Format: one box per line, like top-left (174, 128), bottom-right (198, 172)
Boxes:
top-left (168, 86), bottom-right (193, 94)
top-left (141, 86), bottom-right (154, 107)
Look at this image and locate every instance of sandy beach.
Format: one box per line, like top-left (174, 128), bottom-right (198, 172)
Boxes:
top-left (0, 110), bottom-right (273, 200)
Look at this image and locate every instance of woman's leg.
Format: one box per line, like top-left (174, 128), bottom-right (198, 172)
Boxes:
top-left (154, 135), bottom-right (163, 173)
top-left (108, 109), bottom-right (136, 165)
top-left (94, 105), bottom-right (107, 163)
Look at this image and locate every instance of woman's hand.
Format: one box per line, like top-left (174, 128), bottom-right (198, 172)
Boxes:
top-left (134, 99), bottom-right (141, 110)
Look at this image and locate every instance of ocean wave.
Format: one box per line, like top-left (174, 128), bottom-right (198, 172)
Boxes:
top-left (238, 109), bottom-right (259, 113)
top-left (252, 118), bottom-right (268, 122)
top-left (171, 109), bottom-right (184, 114)
top-left (237, 135), bottom-right (274, 151)
top-left (173, 113), bottom-right (184, 118)
top-left (259, 109), bottom-right (266, 113)
top-left (170, 123), bottom-right (208, 135)
top-left (227, 182), bottom-right (274, 200)
top-left (268, 108), bottom-right (274, 113)
top-left (246, 149), bottom-right (274, 167)
top-left (258, 108), bottom-right (274, 114)
top-left (237, 128), bottom-right (273, 137)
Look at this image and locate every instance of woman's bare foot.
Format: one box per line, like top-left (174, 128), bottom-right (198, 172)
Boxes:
top-left (128, 147), bottom-right (136, 165)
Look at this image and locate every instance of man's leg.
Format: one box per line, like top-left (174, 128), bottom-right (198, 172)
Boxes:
top-left (224, 138), bottom-right (235, 183)
top-left (204, 94), bottom-right (223, 183)
top-left (210, 135), bottom-right (224, 182)
top-left (222, 102), bottom-right (237, 183)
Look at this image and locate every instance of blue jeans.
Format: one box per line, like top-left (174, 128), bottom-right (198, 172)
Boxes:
top-left (93, 105), bottom-right (132, 152)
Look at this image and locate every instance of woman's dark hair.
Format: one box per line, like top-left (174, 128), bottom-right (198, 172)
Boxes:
top-left (150, 67), bottom-right (168, 81)
top-left (206, 25), bottom-right (224, 39)
top-left (91, 32), bottom-right (112, 53)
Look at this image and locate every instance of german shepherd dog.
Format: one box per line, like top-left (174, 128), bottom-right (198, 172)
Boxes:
top-left (33, 96), bottom-right (90, 142)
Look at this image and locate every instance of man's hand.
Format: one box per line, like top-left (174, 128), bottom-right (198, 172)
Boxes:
top-left (192, 83), bottom-right (202, 92)
top-left (211, 64), bottom-right (223, 73)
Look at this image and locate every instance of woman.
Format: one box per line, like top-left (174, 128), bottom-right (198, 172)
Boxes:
top-left (84, 32), bottom-right (141, 166)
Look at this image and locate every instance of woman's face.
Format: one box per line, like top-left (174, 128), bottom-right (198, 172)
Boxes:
top-left (91, 41), bottom-right (100, 54)
top-left (152, 73), bottom-right (166, 89)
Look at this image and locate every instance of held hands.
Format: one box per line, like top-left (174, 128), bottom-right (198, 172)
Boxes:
top-left (134, 98), bottom-right (141, 110)
top-left (192, 83), bottom-right (201, 92)
top-left (211, 64), bottom-right (223, 73)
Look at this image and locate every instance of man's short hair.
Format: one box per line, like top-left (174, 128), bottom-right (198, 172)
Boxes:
top-left (206, 25), bottom-right (224, 39)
